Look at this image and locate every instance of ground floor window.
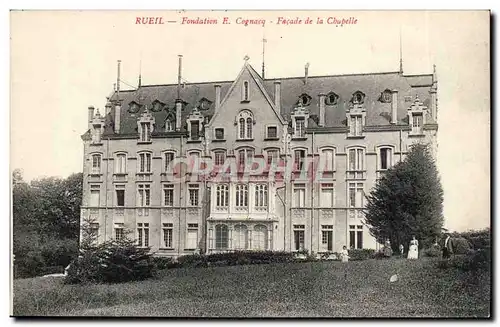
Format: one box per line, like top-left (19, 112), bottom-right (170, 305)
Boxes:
top-left (115, 223), bottom-right (124, 241)
top-left (321, 225), bottom-right (333, 252)
top-left (349, 224), bottom-right (363, 249)
top-left (293, 224), bottom-right (305, 251)
top-left (163, 223), bottom-right (173, 248)
top-left (186, 223), bottom-right (198, 249)
top-left (137, 223), bottom-right (150, 247)
top-left (253, 225), bottom-right (268, 250)
top-left (215, 224), bottom-right (229, 249)
top-left (233, 224), bottom-right (248, 250)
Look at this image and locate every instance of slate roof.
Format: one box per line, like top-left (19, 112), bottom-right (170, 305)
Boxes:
top-left (95, 64), bottom-right (436, 137)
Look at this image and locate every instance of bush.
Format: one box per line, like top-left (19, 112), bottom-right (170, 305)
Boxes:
top-left (175, 251), bottom-right (296, 269)
top-left (452, 237), bottom-right (472, 254)
top-left (347, 249), bottom-right (375, 261)
top-left (423, 245), bottom-right (442, 257)
top-left (151, 256), bottom-right (174, 270)
top-left (437, 248), bottom-right (490, 272)
top-left (65, 239), bottom-right (155, 284)
top-left (453, 229), bottom-right (490, 250)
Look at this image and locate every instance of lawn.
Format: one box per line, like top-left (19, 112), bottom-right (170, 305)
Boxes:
top-left (12, 257), bottom-right (490, 318)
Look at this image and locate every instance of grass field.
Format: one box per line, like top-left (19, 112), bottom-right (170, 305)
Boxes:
top-left (12, 257), bottom-right (490, 318)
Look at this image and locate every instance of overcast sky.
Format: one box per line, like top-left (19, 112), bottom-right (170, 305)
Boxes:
top-left (10, 10), bottom-right (490, 232)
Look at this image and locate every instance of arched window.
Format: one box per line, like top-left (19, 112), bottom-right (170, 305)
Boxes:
top-left (236, 110), bottom-right (254, 140)
top-left (214, 150), bottom-right (226, 166)
top-left (320, 148), bottom-right (335, 172)
top-left (233, 224), bottom-right (248, 250)
top-left (238, 148), bottom-right (254, 166)
top-left (138, 152), bottom-right (152, 173)
top-left (115, 153), bottom-right (127, 174)
top-left (254, 184), bottom-right (268, 208)
top-left (236, 184), bottom-right (248, 208)
top-left (253, 225), bottom-right (268, 250)
top-left (215, 224), bottom-right (228, 249)
top-left (216, 184), bottom-right (229, 208)
top-left (91, 154), bottom-right (101, 174)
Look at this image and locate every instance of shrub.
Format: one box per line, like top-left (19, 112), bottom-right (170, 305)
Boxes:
top-left (452, 237), bottom-right (472, 254)
top-left (347, 249), bottom-right (375, 261)
top-left (175, 251), bottom-right (296, 269)
top-left (437, 248), bottom-right (490, 272)
top-left (65, 239), bottom-right (155, 284)
top-left (151, 256), bottom-right (174, 270)
top-left (423, 245), bottom-right (442, 257)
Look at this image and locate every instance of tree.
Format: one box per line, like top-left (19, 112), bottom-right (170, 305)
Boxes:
top-left (364, 143), bottom-right (444, 250)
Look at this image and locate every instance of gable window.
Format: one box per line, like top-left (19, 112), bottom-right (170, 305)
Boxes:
top-left (412, 113), bottom-right (423, 134)
top-left (163, 223), bottom-right (173, 248)
top-left (91, 154), bottom-right (101, 174)
top-left (294, 149), bottom-right (306, 171)
top-left (215, 128), bottom-right (225, 140)
top-left (165, 119), bottom-right (174, 132)
top-left (190, 121), bottom-right (200, 140)
top-left (320, 149), bottom-right (335, 172)
top-left (235, 184), bottom-right (249, 208)
top-left (349, 115), bottom-right (363, 136)
top-left (188, 184), bottom-right (199, 206)
top-left (186, 223), bottom-right (199, 249)
top-left (254, 184), bottom-right (268, 208)
top-left (295, 117), bottom-right (306, 138)
top-left (140, 122), bottom-right (151, 142)
top-left (137, 184), bottom-right (151, 207)
top-left (348, 148), bottom-right (364, 171)
top-left (137, 223), bottom-right (150, 247)
top-left (164, 152), bottom-right (175, 172)
top-left (214, 151), bottom-right (226, 166)
top-left (115, 185), bottom-right (125, 207)
top-left (293, 183), bottom-right (306, 208)
top-left (237, 110), bottom-right (254, 140)
top-left (320, 183), bottom-right (334, 207)
top-left (267, 149), bottom-right (279, 165)
top-left (266, 126), bottom-right (278, 139)
top-left (216, 184), bottom-right (229, 208)
top-left (163, 184), bottom-right (174, 206)
top-left (379, 147), bottom-right (393, 170)
top-left (348, 182), bottom-right (364, 208)
top-left (242, 81), bottom-right (250, 102)
top-left (215, 224), bottom-right (229, 249)
top-left (138, 153), bottom-right (152, 173)
top-left (115, 153), bottom-right (126, 174)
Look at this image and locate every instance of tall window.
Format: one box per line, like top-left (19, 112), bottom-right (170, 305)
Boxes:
top-left (163, 184), bottom-right (174, 206)
top-left (115, 185), bottom-right (125, 207)
top-left (293, 225), bottom-right (305, 251)
top-left (214, 151), bottom-right (226, 166)
top-left (215, 224), bottom-right (229, 249)
top-left (412, 113), bottom-right (423, 134)
top-left (139, 153), bottom-right (152, 173)
top-left (380, 147), bottom-right (393, 170)
top-left (115, 153), bottom-right (126, 174)
top-left (138, 184), bottom-right (151, 207)
top-left (320, 183), bottom-right (334, 207)
top-left (253, 225), bottom-right (268, 250)
top-left (349, 225), bottom-right (364, 249)
top-left (236, 184), bottom-right (248, 208)
top-left (164, 152), bottom-right (175, 172)
top-left (140, 122), bottom-right (151, 142)
top-left (267, 149), bottom-right (279, 165)
top-left (186, 223), bottom-right (198, 249)
top-left (238, 148), bottom-right (254, 166)
top-left (233, 225), bottom-right (248, 250)
top-left (348, 182), bottom-right (364, 208)
top-left (89, 185), bottom-right (100, 207)
top-left (321, 225), bottom-right (334, 252)
top-left (295, 117), bottom-right (305, 138)
top-left (163, 223), bottom-right (173, 248)
top-left (115, 223), bottom-right (124, 241)
top-left (188, 184), bottom-right (199, 206)
top-left (267, 126), bottom-right (278, 139)
top-left (293, 183), bottom-right (306, 208)
top-left (294, 149), bottom-right (306, 171)
top-left (321, 149), bottom-right (335, 171)
top-left (349, 115), bottom-right (363, 136)
top-left (91, 154), bottom-right (101, 174)
top-left (165, 119), bottom-right (174, 132)
top-left (348, 148), bottom-right (364, 171)
top-left (216, 184), bottom-right (229, 208)
top-left (137, 223), bottom-right (149, 247)
top-left (237, 110), bottom-right (253, 140)
top-left (242, 81), bottom-right (249, 101)
top-left (190, 121), bottom-right (200, 140)
top-left (254, 184), bottom-right (268, 208)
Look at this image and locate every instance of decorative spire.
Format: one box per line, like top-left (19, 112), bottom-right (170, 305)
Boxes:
top-left (243, 55), bottom-right (250, 64)
top-left (262, 35), bottom-right (267, 79)
top-left (399, 27), bottom-right (403, 74)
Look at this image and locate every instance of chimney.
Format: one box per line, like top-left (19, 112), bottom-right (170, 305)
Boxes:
top-left (318, 94), bottom-right (326, 127)
top-left (114, 103), bottom-right (121, 134)
top-left (430, 64), bottom-right (438, 121)
top-left (105, 100), bottom-right (112, 116)
top-left (304, 62), bottom-right (310, 84)
top-left (274, 81), bottom-right (281, 111)
top-left (175, 100), bottom-right (182, 131)
top-left (214, 84), bottom-right (221, 111)
top-left (88, 105), bottom-right (95, 130)
top-left (116, 60), bottom-right (121, 96)
top-left (177, 55), bottom-right (183, 99)
top-left (391, 90), bottom-right (398, 124)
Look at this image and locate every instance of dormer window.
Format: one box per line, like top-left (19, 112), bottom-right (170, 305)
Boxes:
top-left (137, 106), bottom-right (155, 143)
top-left (140, 122), bottom-right (151, 142)
top-left (380, 89), bottom-right (392, 103)
top-left (199, 97), bottom-right (212, 110)
top-left (412, 113), bottom-right (423, 134)
top-left (242, 81), bottom-right (250, 102)
top-left (151, 100), bottom-right (165, 112)
top-left (408, 96), bottom-right (427, 136)
top-left (236, 110), bottom-right (254, 140)
top-left (352, 91), bottom-right (365, 104)
top-left (128, 101), bottom-right (141, 113)
top-left (290, 104), bottom-right (309, 139)
top-left (295, 117), bottom-right (306, 138)
top-left (298, 93), bottom-right (312, 106)
top-left (349, 115), bottom-right (363, 137)
top-left (165, 119), bottom-right (174, 132)
top-left (325, 92), bottom-right (339, 105)
top-left (186, 107), bottom-right (204, 142)
top-left (190, 121), bottom-right (200, 140)
top-left (90, 109), bottom-right (105, 144)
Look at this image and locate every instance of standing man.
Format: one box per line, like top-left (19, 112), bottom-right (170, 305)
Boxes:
top-left (443, 233), bottom-right (452, 259)
top-left (399, 244), bottom-right (404, 256)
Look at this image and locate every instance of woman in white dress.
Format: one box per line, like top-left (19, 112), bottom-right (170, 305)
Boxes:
top-left (340, 246), bottom-right (349, 263)
top-left (407, 239), bottom-right (419, 259)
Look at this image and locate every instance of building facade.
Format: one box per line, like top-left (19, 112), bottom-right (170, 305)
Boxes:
top-left (80, 58), bottom-right (438, 257)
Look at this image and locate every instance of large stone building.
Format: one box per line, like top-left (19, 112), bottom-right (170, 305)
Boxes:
top-left (81, 56), bottom-right (438, 256)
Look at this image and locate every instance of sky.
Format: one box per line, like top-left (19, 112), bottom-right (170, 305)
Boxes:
top-left (10, 10), bottom-right (490, 232)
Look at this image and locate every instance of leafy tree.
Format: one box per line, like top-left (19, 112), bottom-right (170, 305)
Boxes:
top-left (364, 143), bottom-right (444, 250)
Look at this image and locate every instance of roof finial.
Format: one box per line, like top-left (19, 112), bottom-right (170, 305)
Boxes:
top-left (138, 52), bottom-right (142, 88)
top-left (244, 55), bottom-right (250, 64)
top-left (399, 27), bottom-right (403, 74)
top-left (262, 34), bottom-right (267, 79)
